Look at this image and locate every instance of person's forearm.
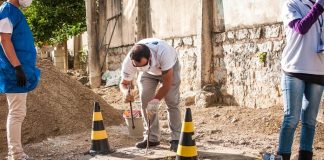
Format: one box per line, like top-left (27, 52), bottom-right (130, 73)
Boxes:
top-left (154, 69), bottom-right (173, 100)
top-left (120, 79), bottom-right (132, 94)
top-left (289, 3), bottom-right (324, 34)
top-left (154, 85), bottom-right (171, 100)
top-left (1, 40), bottom-right (21, 67)
top-left (120, 83), bottom-right (128, 94)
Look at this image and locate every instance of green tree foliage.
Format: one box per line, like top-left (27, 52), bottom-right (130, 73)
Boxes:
top-left (24, 0), bottom-right (86, 46)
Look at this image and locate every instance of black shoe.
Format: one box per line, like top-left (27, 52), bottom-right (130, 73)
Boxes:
top-left (135, 140), bottom-right (160, 149)
top-left (170, 140), bottom-right (179, 152)
top-left (298, 150), bottom-right (313, 160)
top-left (277, 152), bottom-right (291, 160)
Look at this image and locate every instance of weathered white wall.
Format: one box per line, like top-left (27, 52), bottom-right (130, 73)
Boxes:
top-left (106, 0), bottom-right (136, 48)
top-left (67, 32), bottom-right (88, 53)
top-left (103, 0), bottom-right (200, 53)
top-left (150, 0), bottom-right (198, 38)
top-left (223, 0), bottom-right (284, 29)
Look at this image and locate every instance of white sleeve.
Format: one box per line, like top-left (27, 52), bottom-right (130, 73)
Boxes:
top-left (0, 18), bottom-right (13, 34)
top-left (282, 0), bottom-right (303, 26)
top-left (121, 53), bottom-right (137, 81)
top-left (158, 42), bottom-right (177, 71)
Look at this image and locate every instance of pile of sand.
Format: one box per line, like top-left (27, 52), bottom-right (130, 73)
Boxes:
top-left (0, 60), bottom-right (123, 151)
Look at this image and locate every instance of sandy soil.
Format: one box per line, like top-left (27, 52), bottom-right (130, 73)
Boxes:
top-left (0, 60), bottom-right (122, 156)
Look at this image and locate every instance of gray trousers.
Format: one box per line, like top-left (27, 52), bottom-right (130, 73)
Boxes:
top-left (138, 61), bottom-right (181, 142)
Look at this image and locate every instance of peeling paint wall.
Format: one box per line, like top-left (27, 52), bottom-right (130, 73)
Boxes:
top-left (223, 0), bottom-right (284, 29)
top-left (150, 0), bottom-right (198, 38)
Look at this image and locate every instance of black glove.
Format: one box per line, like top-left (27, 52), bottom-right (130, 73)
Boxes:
top-left (14, 65), bottom-right (26, 87)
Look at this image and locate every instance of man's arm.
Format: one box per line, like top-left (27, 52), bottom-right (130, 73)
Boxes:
top-left (120, 79), bottom-right (135, 102)
top-left (154, 68), bottom-right (173, 100)
top-left (0, 33), bottom-right (21, 67)
top-left (120, 79), bottom-right (132, 93)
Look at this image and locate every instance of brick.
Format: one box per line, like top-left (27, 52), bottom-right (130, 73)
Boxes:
top-left (165, 39), bottom-right (174, 47)
top-left (174, 38), bottom-right (184, 47)
top-left (273, 40), bottom-right (284, 52)
top-left (227, 31), bottom-right (235, 39)
top-left (235, 29), bottom-right (249, 40)
top-left (249, 28), bottom-right (261, 39)
top-left (257, 41), bottom-right (273, 52)
top-left (264, 25), bottom-right (280, 38)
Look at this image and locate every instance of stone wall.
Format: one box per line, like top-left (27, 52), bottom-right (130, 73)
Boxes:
top-left (212, 23), bottom-right (285, 108)
top-left (105, 45), bottom-right (132, 71)
top-left (319, 100), bottom-right (324, 123)
top-left (167, 36), bottom-right (200, 94)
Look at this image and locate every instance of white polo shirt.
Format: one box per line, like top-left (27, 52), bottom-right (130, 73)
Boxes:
top-left (281, 0), bottom-right (324, 75)
top-left (121, 38), bottom-right (178, 81)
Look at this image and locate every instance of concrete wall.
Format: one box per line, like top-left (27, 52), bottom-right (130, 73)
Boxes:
top-left (105, 0), bottom-right (136, 48)
top-left (223, 0), bottom-right (284, 29)
top-left (65, 0), bottom-right (324, 116)
top-left (104, 0), bottom-right (199, 47)
top-left (67, 32), bottom-right (88, 52)
top-left (150, 0), bottom-right (198, 38)
top-left (102, 0), bottom-right (288, 108)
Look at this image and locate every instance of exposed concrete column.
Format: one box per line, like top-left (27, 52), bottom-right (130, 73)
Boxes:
top-left (73, 35), bottom-right (82, 70)
top-left (196, 0), bottom-right (214, 88)
top-left (212, 0), bottom-right (226, 79)
top-left (86, 0), bottom-right (101, 88)
top-left (98, 0), bottom-right (108, 71)
top-left (53, 42), bottom-right (68, 73)
top-left (213, 0), bottom-right (225, 33)
top-left (136, 0), bottom-right (152, 41)
top-left (193, 0), bottom-right (226, 108)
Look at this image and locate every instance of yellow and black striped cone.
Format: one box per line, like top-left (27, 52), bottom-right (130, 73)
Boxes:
top-left (176, 108), bottom-right (198, 160)
top-left (89, 102), bottom-right (112, 155)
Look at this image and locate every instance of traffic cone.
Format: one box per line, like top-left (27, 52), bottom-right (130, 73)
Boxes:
top-left (89, 102), bottom-right (112, 155)
top-left (176, 108), bottom-right (198, 160)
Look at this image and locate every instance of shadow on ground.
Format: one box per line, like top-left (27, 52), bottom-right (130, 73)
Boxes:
top-left (198, 151), bottom-right (257, 160)
top-left (84, 150), bottom-right (257, 160)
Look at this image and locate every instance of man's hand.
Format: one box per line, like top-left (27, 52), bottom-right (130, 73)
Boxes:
top-left (120, 80), bottom-right (135, 103)
top-left (14, 65), bottom-right (26, 87)
top-left (124, 91), bottom-right (135, 103)
top-left (146, 99), bottom-right (160, 117)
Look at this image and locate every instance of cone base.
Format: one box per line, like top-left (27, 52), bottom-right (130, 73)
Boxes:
top-left (89, 139), bottom-right (112, 155)
top-left (176, 155), bottom-right (198, 160)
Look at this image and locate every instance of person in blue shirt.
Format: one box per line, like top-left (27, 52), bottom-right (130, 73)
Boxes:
top-left (0, 0), bottom-right (40, 159)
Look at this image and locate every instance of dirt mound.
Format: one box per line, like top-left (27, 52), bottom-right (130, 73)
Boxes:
top-left (0, 60), bottom-right (123, 152)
